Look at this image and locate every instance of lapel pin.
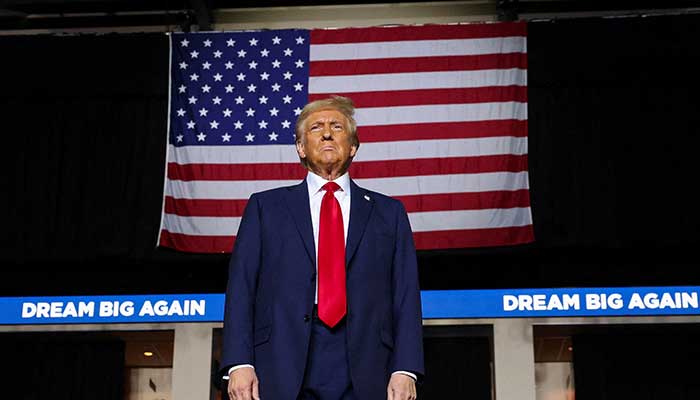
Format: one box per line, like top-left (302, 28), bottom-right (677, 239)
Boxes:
top-left (364, 195), bottom-right (371, 201)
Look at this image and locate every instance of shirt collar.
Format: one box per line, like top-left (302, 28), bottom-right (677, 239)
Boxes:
top-left (306, 170), bottom-right (351, 197)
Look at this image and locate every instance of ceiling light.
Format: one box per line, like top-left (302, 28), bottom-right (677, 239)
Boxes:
top-left (144, 351), bottom-right (154, 357)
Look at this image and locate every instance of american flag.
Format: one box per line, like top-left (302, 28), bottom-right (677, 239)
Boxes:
top-left (159, 23), bottom-right (533, 253)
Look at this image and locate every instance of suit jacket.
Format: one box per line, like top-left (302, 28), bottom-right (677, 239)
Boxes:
top-left (221, 179), bottom-right (424, 399)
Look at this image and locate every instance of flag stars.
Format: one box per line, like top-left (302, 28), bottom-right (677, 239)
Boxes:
top-left (210, 120), bottom-right (220, 129)
top-left (260, 72), bottom-right (270, 80)
top-left (176, 108), bottom-right (186, 117)
top-left (235, 96), bottom-right (245, 104)
top-left (178, 84), bottom-right (186, 93)
top-left (237, 73), bottom-right (246, 81)
top-left (225, 61), bottom-right (234, 69)
top-left (202, 61), bottom-right (211, 70)
top-left (203, 39), bottom-right (212, 47)
top-left (272, 36), bottom-right (281, 45)
top-left (247, 84), bottom-right (257, 92)
top-left (234, 120), bottom-right (244, 129)
top-left (283, 71), bottom-right (293, 80)
top-left (190, 50), bottom-right (199, 58)
top-left (180, 39), bottom-right (189, 47)
top-left (187, 120), bottom-right (196, 129)
top-left (295, 59), bottom-right (305, 68)
top-left (295, 36), bottom-right (305, 44)
top-left (282, 95), bottom-right (292, 104)
top-left (223, 108), bottom-right (232, 117)
top-left (188, 96), bottom-right (198, 104)
top-left (260, 49), bottom-right (270, 57)
top-left (225, 84), bottom-right (234, 93)
top-left (222, 133), bottom-right (231, 142)
top-left (201, 84), bottom-right (211, 93)
top-left (259, 95), bottom-right (268, 104)
top-left (245, 133), bottom-right (255, 142)
top-left (249, 38), bottom-right (259, 46)
top-left (272, 59), bottom-right (281, 68)
top-left (197, 132), bottom-right (207, 141)
top-left (271, 83), bottom-right (281, 92)
top-left (212, 96), bottom-right (222, 105)
top-left (179, 61), bottom-right (188, 69)
top-left (258, 120), bottom-right (268, 129)
top-left (213, 50), bottom-right (223, 58)
top-left (294, 82), bottom-right (304, 91)
top-left (237, 49), bottom-right (247, 58)
top-left (246, 108), bottom-right (255, 117)
top-left (293, 107), bottom-right (302, 116)
top-left (248, 60), bottom-right (258, 69)
top-left (213, 73), bottom-right (223, 81)
top-left (189, 73), bottom-right (199, 81)
top-left (226, 38), bottom-right (236, 47)
top-left (281, 120), bottom-right (291, 128)
top-left (268, 132), bottom-right (279, 141)
top-left (283, 48), bottom-right (293, 56)
top-left (176, 134), bottom-right (184, 142)
top-left (199, 108), bottom-right (209, 117)
top-left (269, 107), bottom-right (279, 116)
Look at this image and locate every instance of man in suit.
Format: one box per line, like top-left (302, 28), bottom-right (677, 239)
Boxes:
top-left (222, 96), bottom-right (424, 400)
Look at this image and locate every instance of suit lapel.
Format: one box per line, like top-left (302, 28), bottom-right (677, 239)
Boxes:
top-left (346, 180), bottom-right (373, 267)
top-left (283, 180), bottom-right (316, 268)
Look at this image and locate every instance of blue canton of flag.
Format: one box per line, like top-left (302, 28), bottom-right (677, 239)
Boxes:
top-left (170, 30), bottom-right (310, 146)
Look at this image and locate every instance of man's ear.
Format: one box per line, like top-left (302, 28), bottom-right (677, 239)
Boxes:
top-left (349, 144), bottom-right (358, 158)
top-left (296, 140), bottom-right (306, 159)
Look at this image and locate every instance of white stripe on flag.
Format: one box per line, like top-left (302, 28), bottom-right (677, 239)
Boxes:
top-left (354, 102), bottom-right (527, 126)
top-left (163, 213), bottom-right (241, 236)
top-left (310, 37), bottom-right (527, 61)
top-left (166, 179), bottom-right (302, 199)
top-left (408, 208), bottom-right (532, 232)
top-left (309, 70), bottom-right (527, 93)
top-left (355, 172), bottom-right (530, 197)
top-left (165, 172), bottom-right (530, 200)
top-left (167, 137), bottom-right (528, 165)
top-left (162, 207), bottom-right (532, 237)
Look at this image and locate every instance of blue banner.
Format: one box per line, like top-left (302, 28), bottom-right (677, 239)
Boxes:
top-left (2, 286), bottom-right (700, 325)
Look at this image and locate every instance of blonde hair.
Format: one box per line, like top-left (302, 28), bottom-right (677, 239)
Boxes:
top-left (295, 96), bottom-right (359, 148)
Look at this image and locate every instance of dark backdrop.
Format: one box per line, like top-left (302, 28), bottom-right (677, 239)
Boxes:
top-left (3, 13), bottom-right (700, 296)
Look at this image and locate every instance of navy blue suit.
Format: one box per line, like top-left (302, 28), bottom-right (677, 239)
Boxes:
top-left (222, 179), bottom-right (424, 399)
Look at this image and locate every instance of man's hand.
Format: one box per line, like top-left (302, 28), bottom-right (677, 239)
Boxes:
top-left (387, 373), bottom-right (417, 400)
top-left (228, 367), bottom-right (260, 400)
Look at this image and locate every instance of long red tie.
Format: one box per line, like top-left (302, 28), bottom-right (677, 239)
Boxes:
top-left (317, 182), bottom-right (346, 328)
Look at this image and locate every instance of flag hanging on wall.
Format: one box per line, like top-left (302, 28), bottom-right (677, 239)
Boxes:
top-left (159, 22), bottom-right (533, 253)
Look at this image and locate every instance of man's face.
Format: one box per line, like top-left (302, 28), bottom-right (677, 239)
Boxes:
top-left (296, 109), bottom-right (357, 175)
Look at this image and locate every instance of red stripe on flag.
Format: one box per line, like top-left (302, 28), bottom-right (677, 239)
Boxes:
top-left (168, 162), bottom-right (305, 181)
top-left (159, 230), bottom-right (235, 253)
top-left (358, 120), bottom-right (528, 143)
top-left (310, 53), bottom-right (527, 76)
top-left (349, 155), bottom-right (528, 178)
top-left (164, 190), bottom-right (531, 218)
top-left (413, 225), bottom-right (534, 250)
top-left (160, 225), bottom-right (535, 253)
top-left (396, 190), bottom-right (531, 213)
top-left (168, 155), bottom-right (527, 181)
top-left (164, 196), bottom-right (248, 217)
top-left (310, 22), bottom-right (527, 44)
top-left (309, 86), bottom-right (527, 108)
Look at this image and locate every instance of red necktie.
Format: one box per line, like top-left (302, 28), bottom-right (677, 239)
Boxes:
top-left (317, 182), bottom-right (346, 328)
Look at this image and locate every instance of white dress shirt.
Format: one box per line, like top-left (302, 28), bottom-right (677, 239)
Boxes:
top-left (228, 172), bottom-right (416, 381)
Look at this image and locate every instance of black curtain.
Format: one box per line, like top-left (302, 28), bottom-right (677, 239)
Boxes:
top-left (1, 333), bottom-right (125, 400)
top-left (573, 325), bottom-right (700, 400)
top-left (4, 14), bottom-right (700, 296)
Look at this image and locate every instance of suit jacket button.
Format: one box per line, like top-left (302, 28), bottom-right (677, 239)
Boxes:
top-left (304, 315), bottom-right (310, 322)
